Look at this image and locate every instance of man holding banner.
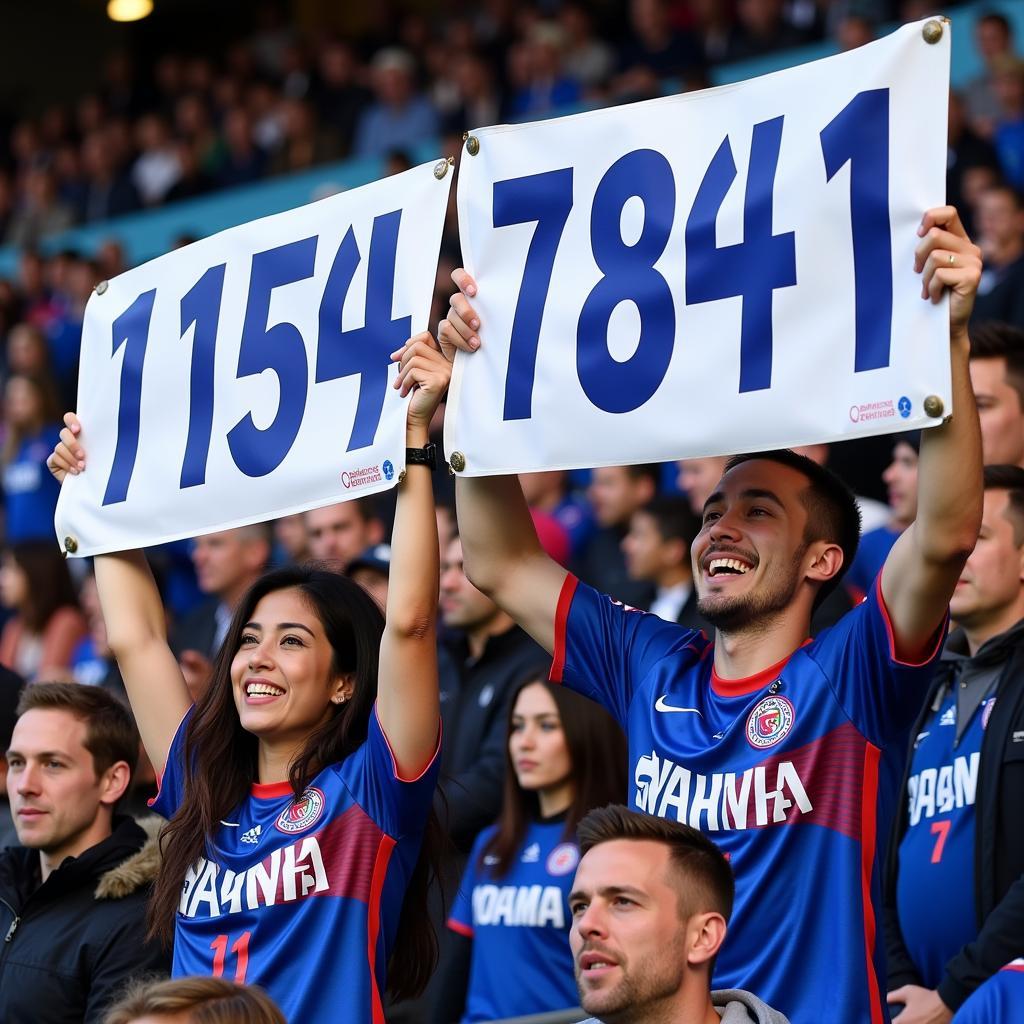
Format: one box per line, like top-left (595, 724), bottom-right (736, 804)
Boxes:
top-left (439, 204), bottom-right (983, 1024)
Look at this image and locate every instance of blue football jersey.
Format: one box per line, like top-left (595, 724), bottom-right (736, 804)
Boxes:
top-left (551, 574), bottom-right (943, 1024)
top-left (951, 960), bottom-right (1024, 1023)
top-left (896, 689), bottom-right (995, 987)
top-left (150, 705), bottom-right (439, 1024)
top-left (449, 819), bottom-right (580, 1023)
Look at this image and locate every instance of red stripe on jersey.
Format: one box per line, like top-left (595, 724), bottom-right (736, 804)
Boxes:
top-left (549, 574), bottom-right (578, 683)
top-left (859, 742), bottom-right (883, 1024)
top-left (447, 918), bottom-right (474, 938)
top-left (367, 834), bottom-right (396, 1024)
top-left (295, 804), bottom-right (384, 904)
top-left (1004, 960), bottom-right (1024, 972)
top-left (875, 574), bottom-right (947, 666)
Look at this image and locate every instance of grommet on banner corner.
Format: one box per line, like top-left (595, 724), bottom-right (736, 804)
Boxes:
top-left (94, 280), bottom-right (108, 295)
top-left (449, 451), bottom-right (466, 473)
top-left (64, 536), bottom-right (78, 555)
top-left (398, 469), bottom-right (407, 483)
top-left (922, 19), bottom-right (943, 44)
top-left (923, 395), bottom-right (945, 418)
top-left (465, 136), bottom-right (480, 156)
top-left (433, 159), bottom-right (450, 180)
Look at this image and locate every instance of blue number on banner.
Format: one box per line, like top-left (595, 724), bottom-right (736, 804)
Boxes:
top-left (179, 263), bottom-right (226, 488)
top-left (227, 237), bottom-right (317, 477)
top-left (820, 89), bottom-right (892, 373)
top-left (103, 289), bottom-right (157, 505)
top-left (493, 168), bottom-right (574, 420)
top-left (577, 150), bottom-right (675, 413)
top-left (685, 117), bottom-right (796, 393)
top-left (316, 211), bottom-right (412, 451)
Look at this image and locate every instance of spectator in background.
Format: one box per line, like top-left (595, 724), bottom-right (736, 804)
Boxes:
top-left (991, 56), bottom-right (1024, 188)
top-left (885, 466), bottom-right (1024, 1021)
top-left (971, 185), bottom-right (1024, 327)
top-left (0, 542), bottom-right (87, 680)
top-left (507, 22), bottom-right (582, 120)
top-left (438, 533), bottom-right (550, 851)
top-left (272, 512), bottom-right (310, 566)
top-left (347, 543), bottom-right (391, 611)
top-left (726, 0), bottom-right (812, 63)
top-left (2, 372), bottom-right (64, 543)
top-left (444, 677), bottom-right (627, 1023)
top-left (520, 470), bottom-right (596, 562)
top-left (950, 961), bottom-right (1024, 1023)
top-left (354, 48), bottom-right (439, 158)
top-left (310, 40), bottom-right (371, 157)
top-left (268, 97), bottom-right (336, 176)
top-left (676, 456), bottom-right (730, 518)
top-left (305, 498), bottom-right (385, 568)
top-left (845, 434), bottom-right (919, 601)
top-left (0, 663), bottom-right (24, 850)
top-left (171, 525), bottom-right (272, 699)
top-left (622, 496), bottom-right (707, 629)
top-left (218, 106), bottom-right (267, 188)
top-left (570, 806), bottom-right (790, 1024)
top-left (578, 465), bottom-right (660, 608)
top-left (969, 322), bottom-right (1024, 466)
top-left (615, 0), bottom-right (704, 99)
top-left (104, 977), bottom-right (285, 1024)
top-left (132, 113), bottom-right (182, 206)
top-left (4, 167), bottom-right (75, 249)
top-left (80, 129), bottom-right (140, 223)
top-left (0, 683), bottom-right (167, 1023)
top-left (947, 91), bottom-right (1001, 236)
top-left (441, 53), bottom-right (501, 137)
top-left (965, 12), bottom-right (1017, 134)
top-left (560, 3), bottom-right (616, 91)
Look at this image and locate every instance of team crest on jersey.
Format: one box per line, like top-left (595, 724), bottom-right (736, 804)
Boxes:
top-left (275, 787), bottom-right (326, 834)
top-left (745, 695), bottom-right (795, 749)
top-left (546, 843), bottom-right (580, 876)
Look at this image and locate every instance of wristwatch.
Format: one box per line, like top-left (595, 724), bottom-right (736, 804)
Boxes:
top-left (405, 442), bottom-right (438, 470)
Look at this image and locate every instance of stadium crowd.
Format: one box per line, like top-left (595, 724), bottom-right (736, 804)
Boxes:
top-left (1, 1), bottom-right (1024, 1023)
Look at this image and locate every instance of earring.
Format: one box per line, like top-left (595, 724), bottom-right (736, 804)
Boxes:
top-left (331, 695), bottom-right (346, 705)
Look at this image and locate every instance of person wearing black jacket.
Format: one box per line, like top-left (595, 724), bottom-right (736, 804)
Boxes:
top-left (0, 682), bottom-right (167, 1023)
top-left (885, 466), bottom-right (1024, 1021)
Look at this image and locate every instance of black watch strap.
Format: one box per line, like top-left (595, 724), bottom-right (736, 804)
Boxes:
top-left (405, 442), bottom-right (438, 470)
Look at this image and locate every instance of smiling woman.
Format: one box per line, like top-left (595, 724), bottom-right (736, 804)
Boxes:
top-left (46, 332), bottom-right (451, 1024)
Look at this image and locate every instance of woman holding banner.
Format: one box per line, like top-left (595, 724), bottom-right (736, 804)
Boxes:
top-left (48, 332), bottom-right (450, 1024)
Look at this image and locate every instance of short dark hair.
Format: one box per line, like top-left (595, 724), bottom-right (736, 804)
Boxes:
top-left (577, 804), bottom-right (734, 922)
top-left (983, 464), bottom-right (1024, 545)
top-left (638, 496), bottom-right (701, 549)
top-left (624, 464), bottom-right (663, 489)
top-left (970, 322), bottom-right (1024, 408)
top-left (16, 682), bottom-right (139, 778)
top-left (978, 11), bottom-right (1011, 36)
top-left (722, 449), bottom-right (862, 609)
top-left (4, 541), bottom-right (80, 633)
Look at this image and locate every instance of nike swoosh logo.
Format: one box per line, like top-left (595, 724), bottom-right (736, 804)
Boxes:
top-left (655, 696), bottom-right (703, 716)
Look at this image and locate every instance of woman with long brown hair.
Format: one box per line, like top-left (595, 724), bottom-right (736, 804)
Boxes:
top-left (48, 333), bottom-right (450, 1024)
top-left (445, 674), bottom-right (627, 1022)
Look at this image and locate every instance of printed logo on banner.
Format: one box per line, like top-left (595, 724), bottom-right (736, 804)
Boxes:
top-left (745, 695), bottom-right (795, 749)
top-left (546, 843), bottom-right (580, 876)
top-left (341, 465), bottom-right (384, 490)
top-left (898, 396), bottom-right (912, 418)
top-left (849, 400), bottom-right (897, 424)
top-left (383, 460), bottom-right (395, 481)
top-left (275, 787), bottom-right (326, 834)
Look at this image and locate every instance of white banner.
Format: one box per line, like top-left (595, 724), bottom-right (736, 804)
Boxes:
top-left (56, 159), bottom-right (453, 556)
top-left (446, 20), bottom-right (952, 476)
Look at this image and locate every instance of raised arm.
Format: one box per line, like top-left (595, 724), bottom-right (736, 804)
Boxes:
top-left (880, 207), bottom-right (984, 659)
top-left (48, 414), bottom-right (191, 771)
top-left (375, 333), bottom-right (449, 778)
top-left (440, 270), bottom-right (567, 654)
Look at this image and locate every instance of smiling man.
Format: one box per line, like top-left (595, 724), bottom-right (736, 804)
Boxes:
top-left (442, 206), bottom-right (985, 1024)
top-left (570, 805), bottom-right (788, 1024)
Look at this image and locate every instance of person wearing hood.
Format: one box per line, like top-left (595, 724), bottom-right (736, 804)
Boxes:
top-left (570, 805), bottom-right (789, 1024)
top-left (0, 681), bottom-right (168, 1023)
top-left (885, 465), bottom-right (1024, 1022)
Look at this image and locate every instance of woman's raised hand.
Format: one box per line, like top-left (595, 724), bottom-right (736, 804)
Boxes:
top-left (46, 412), bottom-right (86, 483)
top-left (390, 331), bottom-right (453, 432)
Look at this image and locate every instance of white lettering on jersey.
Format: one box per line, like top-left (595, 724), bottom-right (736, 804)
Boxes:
top-left (907, 753), bottom-right (979, 826)
top-left (472, 884), bottom-right (565, 928)
top-left (633, 750), bottom-right (812, 830)
top-left (179, 834), bottom-right (331, 919)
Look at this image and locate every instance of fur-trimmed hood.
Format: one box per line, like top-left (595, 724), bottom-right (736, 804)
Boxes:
top-left (94, 814), bottom-right (163, 901)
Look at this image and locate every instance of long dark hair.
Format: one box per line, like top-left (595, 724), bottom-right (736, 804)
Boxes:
top-left (6, 540), bottom-right (79, 632)
top-left (482, 676), bottom-right (628, 878)
top-left (150, 565), bottom-right (440, 999)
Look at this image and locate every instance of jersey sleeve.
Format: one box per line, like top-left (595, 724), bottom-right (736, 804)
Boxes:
top-left (806, 575), bottom-right (946, 747)
top-left (448, 829), bottom-right (492, 938)
top-left (147, 706), bottom-right (194, 820)
top-left (334, 704), bottom-right (441, 839)
top-left (550, 575), bottom-right (705, 726)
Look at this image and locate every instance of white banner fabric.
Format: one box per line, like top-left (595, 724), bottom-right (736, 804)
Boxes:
top-left (56, 159), bottom-right (452, 556)
top-left (445, 20), bottom-right (952, 476)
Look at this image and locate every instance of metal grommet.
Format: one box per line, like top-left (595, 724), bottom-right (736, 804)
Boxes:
top-left (64, 536), bottom-right (79, 554)
top-left (398, 469), bottom-right (407, 483)
top-left (922, 19), bottom-right (943, 44)
top-left (433, 159), bottom-right (449, 180)
top-left (923, 395), bottom-right (945, 418)
top-left (449, 451), bottom-right (466, 473)
top-left (465, 136), bottom-right (480, 157)
top-left (94, 280), bottom-right (108, 295)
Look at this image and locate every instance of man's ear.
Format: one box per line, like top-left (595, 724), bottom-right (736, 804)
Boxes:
top-left (367, 519), bottom-right (385, 547)
top-left (686, 911), bottom-right (728, 966)
top-left (329, 673), bottom-right (356, 706)
top-left (99, 761), bottom-right (132, 807)
top-left (805, 541), bottom-right (845, 585)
